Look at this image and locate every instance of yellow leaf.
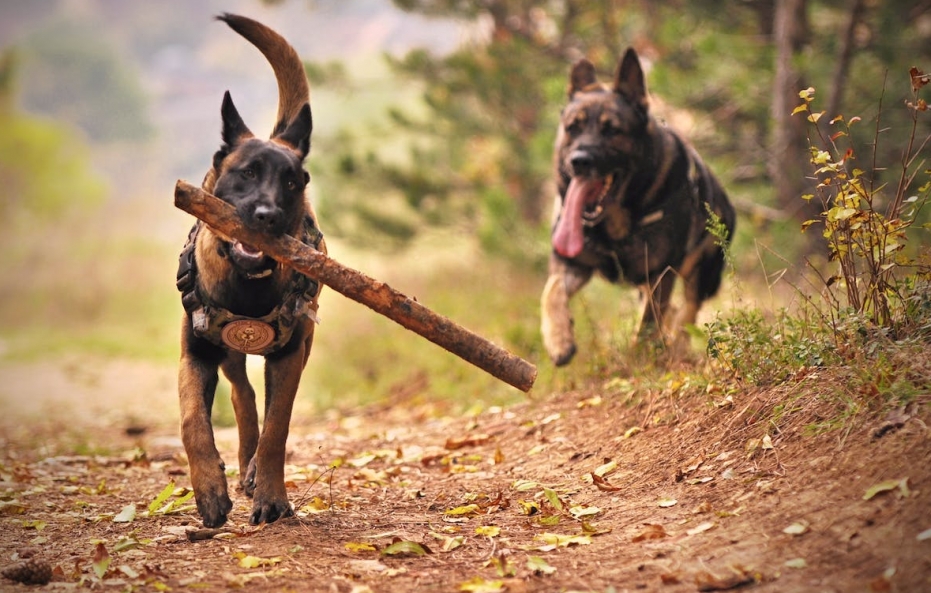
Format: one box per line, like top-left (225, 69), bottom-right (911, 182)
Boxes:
top-left (459, 576), bottom-right (505, 592)
top-left (543, 487), bottom-right (563, 511)
top-left (594, 460), bottom-right (618, 477)
top-left (807, 110), bottom-right (826, 123)
top-left (863, 478), bottom-right (910, 500)
top-left (434, 534), bottom-right (464, 552)
top-left (812, 150), bottom-right (832, 165)
top-left (527, 556), bottom-right (557, 575)
top-left (237, 554), bottom-right (282, 569)
top-left (344, 542), bottom-right (377, 553)
top-left (445, 504), bottom-right (481, 516)
top-left (475, 526), bottom-right (500, 537)
top-left (22, 520), bottom-right (47, 531)
top-left (512, 479), bottom-right (539, 491)
top-left (381, 540), bottom-right (428, 556)
top-left (533, 532), bottom-right (592, 548)
top-left (623, 426), bottom-right (642, 439)
top-left (92, 542), bottom-right (111, 579)
top-left (798, 87), bottom-right (815, 100)
top-left (577, 395), bottom-right (602, 408)
top-left (299, 496), bottom-right (330, 514)
top-left (517, 500), bottom-right (540, 515)
top-left (569, 504), bottom-right (601, 518)
top-left (348, 453), bottom-right (377, 468)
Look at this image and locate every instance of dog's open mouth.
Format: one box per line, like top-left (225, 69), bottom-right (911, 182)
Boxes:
top-left (233, 241), bottom-right (265, 261)
top-left (229, 241), bottom-right (275, 278)
top-left (552, 174), bottom-right (614, 258)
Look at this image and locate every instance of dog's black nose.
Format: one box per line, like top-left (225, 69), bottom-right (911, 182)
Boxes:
top-left (252, 204), bottom-right (283, 232)
top-left (569, 150), bottom-right (595, 174)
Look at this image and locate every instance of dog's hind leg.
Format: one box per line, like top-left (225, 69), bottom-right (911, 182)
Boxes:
top-left (672, 241), bottom-right (727, 354)
top-left (178, 335), bottom-right (233, 528)
top-left (541, 258), bottom-right (592, 366)
top-left (634, 271), bottom-right (676, 346)
top-left (220, 353), bottom-right (260, 497)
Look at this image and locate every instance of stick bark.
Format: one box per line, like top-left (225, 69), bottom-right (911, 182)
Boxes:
top-left (174, 180), bottom-right (537, 392)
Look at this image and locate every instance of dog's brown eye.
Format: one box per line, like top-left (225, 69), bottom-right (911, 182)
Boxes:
top-left (242, 168), bottom-right (256, 179)
top-left (286, 180), bottom-right (297, 191)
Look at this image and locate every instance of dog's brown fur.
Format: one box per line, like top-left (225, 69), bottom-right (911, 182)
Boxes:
top-left (178, 14), bottom-right (326, 528)
top-left (541, 48), bottom-right (735, 366)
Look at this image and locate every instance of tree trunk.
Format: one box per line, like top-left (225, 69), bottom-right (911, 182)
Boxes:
top-left (770, 0), bottom-right (816, 224)
top-left (827, 0), bottom-right (865, 124)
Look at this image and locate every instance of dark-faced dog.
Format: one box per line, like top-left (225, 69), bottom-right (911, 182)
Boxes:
top-left (176, 14), bottom-right (326, 527)
top-left (541, 48), bottom-right (735, 366)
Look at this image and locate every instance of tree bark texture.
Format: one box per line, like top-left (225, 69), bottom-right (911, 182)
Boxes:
top-left (770, 0), bottom-right (817, 223)
top-left (174, 180), bottom-right (537, 392)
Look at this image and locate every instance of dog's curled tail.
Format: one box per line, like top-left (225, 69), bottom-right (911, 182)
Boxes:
top-left (217, 13), bottom-right (309, 137)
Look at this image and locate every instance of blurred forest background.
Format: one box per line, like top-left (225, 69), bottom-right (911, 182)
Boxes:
top-left (1, 0), bottom-right (929, 439)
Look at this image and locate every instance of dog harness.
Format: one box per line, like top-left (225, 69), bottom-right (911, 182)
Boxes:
top-left (176, 219), bottom-right (323, 356)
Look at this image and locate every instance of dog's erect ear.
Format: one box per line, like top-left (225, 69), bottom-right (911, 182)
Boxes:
top-left (613, 48), bottom-right (648, 112)
top-left (274, 103), bottom-right (312, 159)
top-left (568, 59), bottom-right (598, 98)
top-left (220, 91), bottom-right (254, 147)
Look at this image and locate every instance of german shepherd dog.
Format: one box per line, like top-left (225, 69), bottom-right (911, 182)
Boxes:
top-left (541, 48), bottom-right (735, 366)
top-left (176, 14), bottom-right (325, 527)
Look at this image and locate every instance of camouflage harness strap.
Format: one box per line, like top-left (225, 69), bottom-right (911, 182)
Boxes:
top-left (175, 218), bottom-right (323, 355)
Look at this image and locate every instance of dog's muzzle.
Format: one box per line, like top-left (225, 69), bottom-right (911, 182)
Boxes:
top-left (568, 149), bottom-right (597, 177)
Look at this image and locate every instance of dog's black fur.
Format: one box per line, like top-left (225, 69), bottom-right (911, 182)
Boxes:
top-left (541, 48), bottom-right (735, 366)
top-left (177, 14), bottom-right (325, 528)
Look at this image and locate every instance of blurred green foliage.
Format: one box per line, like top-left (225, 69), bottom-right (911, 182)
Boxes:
top-left (0, 50), bottom-right (107, 225)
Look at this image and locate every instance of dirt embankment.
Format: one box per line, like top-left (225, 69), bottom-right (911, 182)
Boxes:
top-left (1, 359), bottom-right (929, 592)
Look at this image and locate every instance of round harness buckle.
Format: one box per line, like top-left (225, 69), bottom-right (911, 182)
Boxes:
top-left (220, 319), bottom-right (277, 354)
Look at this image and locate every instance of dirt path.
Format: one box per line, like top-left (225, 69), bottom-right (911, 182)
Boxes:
top-left (0, 359), bottom-right (929, 592)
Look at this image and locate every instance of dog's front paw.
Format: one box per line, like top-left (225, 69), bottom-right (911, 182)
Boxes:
top-left (550, 343), bottom-right (577, 367)
top-left (249, 497), bottom-right (293, 525)
top-left (542, 318), bottom-right (577, 366)
top-left (196, 487), bottom-right (233, 528)
top-left (541, 274), bottom-right (578, 367)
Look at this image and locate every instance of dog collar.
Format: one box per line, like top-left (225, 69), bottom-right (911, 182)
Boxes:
top-left (176, 219), bottom-right (323, 355)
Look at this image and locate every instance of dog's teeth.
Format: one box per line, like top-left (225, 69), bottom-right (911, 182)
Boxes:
top-left (235, 242), bottom-right (264, 258)
top-left (584, 204), bottom-right (603, 221)
top-left (600, 175), bottom-right (614, 199)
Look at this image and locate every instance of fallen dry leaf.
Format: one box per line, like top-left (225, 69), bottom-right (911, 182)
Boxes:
top-left (446, 433), bottom-right (491, 450)
top-left (590, 472), bottom-right (622, 492)
top-left (686, 521), bottom-right (716, 536)
top-left (863, 478), bottom-right (910, 500)
top-left (632, 523), bottom-right (668, 542)
top-left (783, 521), bottom-right (810, 536)
top-left (381, 540), bottom-right (430, 557)
top-left (694, 566), bottom-right (758, 591)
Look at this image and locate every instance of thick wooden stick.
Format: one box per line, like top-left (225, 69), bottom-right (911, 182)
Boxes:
top-left (174, 180), bottom-right (537, 392)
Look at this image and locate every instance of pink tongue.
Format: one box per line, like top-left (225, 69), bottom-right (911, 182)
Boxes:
top-left (552, 177), bottom-right (603, 258)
